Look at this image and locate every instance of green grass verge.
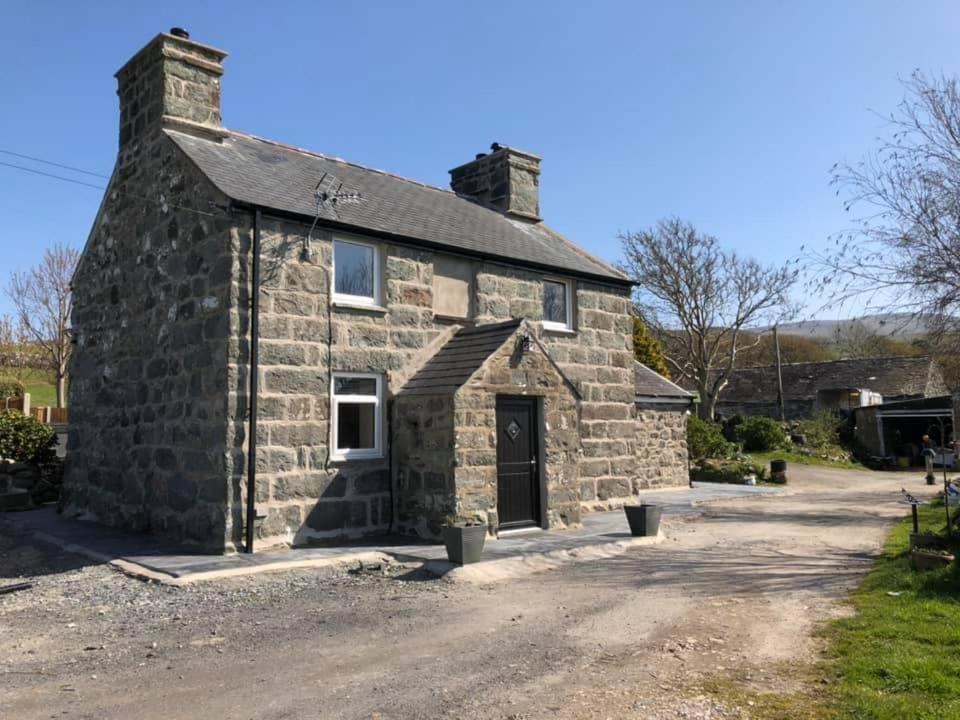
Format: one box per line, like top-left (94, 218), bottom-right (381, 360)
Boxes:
top-left (0, 368), bottom-right (57, 407)
top-left (823, 499), bottom-right (960, 719)
top-left (747, 449), bottom-right (865, 471)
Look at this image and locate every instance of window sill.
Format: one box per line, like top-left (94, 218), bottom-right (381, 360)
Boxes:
top-left (328, 454), bottom-right (386, 464)
top-left (332, 301), bottom-right (388, 315)
top-left (541, 325), bottom-right (577, 337)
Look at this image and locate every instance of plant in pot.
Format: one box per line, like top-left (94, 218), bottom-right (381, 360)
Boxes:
top-left (622, 503), bottom-right (662, 537)
top-left (442, 515), bottom-right (487, 564)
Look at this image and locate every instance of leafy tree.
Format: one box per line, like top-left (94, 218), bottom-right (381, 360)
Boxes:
top-left (620, 218), bottom-right (796, 419)
top-left (632, 316), bottom-right (671, 378)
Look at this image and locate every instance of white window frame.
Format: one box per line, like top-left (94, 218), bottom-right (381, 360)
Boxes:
top-left (330, 372), bottom-right (384, 461)
top-left (332, 237), bottom-right (382, 307)
top-left (542, 278), bottom-right (574, 332)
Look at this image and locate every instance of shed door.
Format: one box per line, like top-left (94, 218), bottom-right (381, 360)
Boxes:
top-left (496, 397), bottom-right (541, 529)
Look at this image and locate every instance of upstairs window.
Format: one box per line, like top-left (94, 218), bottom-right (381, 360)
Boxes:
top-left (542, 279), bottom-right (573, 331)
top-left (333, 238), bottom-right (381, 306)
top-left (331, 373), bottom-right (384, 461)
top-left (432, 256), bottom-right (473, 319)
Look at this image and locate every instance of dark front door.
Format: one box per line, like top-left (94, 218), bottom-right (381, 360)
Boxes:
top-left (496, 397), bottom-right (541, 529)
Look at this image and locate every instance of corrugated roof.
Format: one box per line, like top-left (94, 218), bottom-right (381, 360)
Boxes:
top-left (402, 320), bottom-right (523, 396)
top-left (634, 361), bottom-right (693, 401)
top-left (167, 130), bottom-right (629, 284)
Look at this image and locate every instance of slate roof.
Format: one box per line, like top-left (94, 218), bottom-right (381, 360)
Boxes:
top-left (634, 362), bottom-right (693, 402)
top-left (167, 130), bottom-right (629, 284)
top-left (402, 320), bottom-right (524, 396)
top-left (712, 356), bottom-right (946, 402)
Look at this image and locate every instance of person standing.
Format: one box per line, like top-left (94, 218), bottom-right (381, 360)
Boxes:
top-left (921, 434), bottom-right (936, 485)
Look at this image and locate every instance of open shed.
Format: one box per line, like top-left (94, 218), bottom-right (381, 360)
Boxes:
top-left (854, 395), bottom-right (955, 466)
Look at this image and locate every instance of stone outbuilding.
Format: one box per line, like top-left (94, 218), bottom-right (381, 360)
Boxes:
top-left (61, 30), bottom-right (692, 552)
top-left (707, 356), bottom-right (946, 420)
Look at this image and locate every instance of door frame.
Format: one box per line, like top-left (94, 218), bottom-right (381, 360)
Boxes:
top-left (495, 394), bottom-right (548, 531)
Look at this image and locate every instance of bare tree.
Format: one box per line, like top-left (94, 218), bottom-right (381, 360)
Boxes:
top-left (620, 218), bottom-right (797, 420)
top-left (807, 71), bottom-right (960, 332)
top-left (6, 245), bottom-right (80, 408)
top-left (0, 313), bottom-right (39, 387)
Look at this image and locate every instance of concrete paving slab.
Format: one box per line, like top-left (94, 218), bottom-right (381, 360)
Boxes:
top-left (0, 482), bottom-right (778, 585)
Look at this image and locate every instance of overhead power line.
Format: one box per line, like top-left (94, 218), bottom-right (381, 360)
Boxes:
top-left (0, 149), bottom-right (110, 179)
top-left (0, 161), bottom-right (106, 190)
top-left (0, 157), bottom-right (224, 219)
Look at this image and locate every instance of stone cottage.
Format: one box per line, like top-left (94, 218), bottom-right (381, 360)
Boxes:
top-left (62, 30), bottom-right (692, 552)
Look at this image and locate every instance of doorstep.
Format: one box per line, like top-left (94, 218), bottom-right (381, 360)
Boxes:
top-left (1, 483), bottom-right (778, 586)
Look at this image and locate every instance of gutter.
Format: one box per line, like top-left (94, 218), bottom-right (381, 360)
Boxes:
top-left (227, 200), bottom-right (634, 290)
top-left (244, 208), bottom-right (262, 553)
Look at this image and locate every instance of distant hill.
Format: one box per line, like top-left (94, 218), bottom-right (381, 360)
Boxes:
top-left (757, 313), bottom-right (935, 339)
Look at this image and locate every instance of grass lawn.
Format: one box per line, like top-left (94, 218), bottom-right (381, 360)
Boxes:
top-left (0, 368), bottom-right (57, 407)
top-left (747, 449), bottom-right (865, 471)
top-left (824, 498), bottom-right (960, 718)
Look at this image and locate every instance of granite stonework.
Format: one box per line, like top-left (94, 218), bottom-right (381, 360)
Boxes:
top-left (63, 31), bottom-right (690, 552)
top-left (632, 407), bottom-right (689, 492)
top-left (392, 323), bottom-right (580, 539)
top-left (62, 34), bottom-right (240, 551)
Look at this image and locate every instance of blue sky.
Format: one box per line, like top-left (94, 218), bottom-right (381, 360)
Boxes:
top-left (1, 1), bottom-right (958, 318)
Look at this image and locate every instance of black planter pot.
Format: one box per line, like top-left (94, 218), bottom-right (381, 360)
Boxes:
top-left (623, 504), bottom-right (662, 537)
top-left (770, 459), bottom-right (787, 474)
top-left (442, 525), bottom-right (487, 564)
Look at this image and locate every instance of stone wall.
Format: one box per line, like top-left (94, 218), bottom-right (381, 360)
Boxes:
top-left (454, 333), bottom-right (581, 532)
top-left (239, 222), bottom-right (454, 546)
top-left (62, 132), bottom-right (238, 551)
top-left (246, 224), bottom-right (641, 544)
top-left (632, 406), bottom-right (689, 492)
top-left (475, 273), bottom-right (645, 503)
top-left (392, 394), bottom-right (457, 537)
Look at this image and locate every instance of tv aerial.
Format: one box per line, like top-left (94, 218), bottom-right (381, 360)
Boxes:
top-left (303, 172), bottom-right (363, 259)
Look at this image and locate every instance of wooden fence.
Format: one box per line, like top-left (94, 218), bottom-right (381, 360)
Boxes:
top-left (0, 394), bottom-right (67, 424)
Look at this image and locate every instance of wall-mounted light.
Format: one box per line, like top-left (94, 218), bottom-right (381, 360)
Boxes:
top-left (516, 333), bottom-right (533, 353)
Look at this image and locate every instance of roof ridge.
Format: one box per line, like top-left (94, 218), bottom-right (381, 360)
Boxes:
top-left (737, 355), bottom-right (931, 370)
top-left (223, 128), bottom-right (457, 197)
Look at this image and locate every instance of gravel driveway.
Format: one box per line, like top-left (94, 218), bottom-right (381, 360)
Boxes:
top-left (0, 465), bottom-right (922, 719)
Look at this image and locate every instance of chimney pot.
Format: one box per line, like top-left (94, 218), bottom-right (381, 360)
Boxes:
top-left (169, 27), bottom-right (190, 39)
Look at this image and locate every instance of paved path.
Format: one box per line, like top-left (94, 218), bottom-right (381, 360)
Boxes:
top-left (1, 482), bottom-right (777, 581)
top-left (1, 466), bottom-right (929, 719)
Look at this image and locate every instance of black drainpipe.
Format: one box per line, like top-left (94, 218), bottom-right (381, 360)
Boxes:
top-left (245, 208), bottom-right (262, 553)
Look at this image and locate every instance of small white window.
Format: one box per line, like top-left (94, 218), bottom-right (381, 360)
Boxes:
top-left (333, 238), bottom-right (381, 306)
top-left (331, 373), bottom-right (384, 460)
top-left (542, 279), bottom-right (573, 331)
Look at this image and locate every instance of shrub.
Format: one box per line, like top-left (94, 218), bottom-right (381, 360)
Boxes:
top-left (687, 415), bottom-right (736, 460)
top-left (720, 414), bottom-right (744, 442)
top-left (795, 411), bottom-right (844, 449)
top-left (736, 416), bottom-right (788, 452)
top-left (0, 410), bottom-right (56, 464)
top-left (691, 460), bottom-right (768, 484)
top-left (0, 379), bottom-right (24, 399)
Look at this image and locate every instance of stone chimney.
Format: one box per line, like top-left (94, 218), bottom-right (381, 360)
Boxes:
top-left (449, 143), bottom-right (541, 222)
top-left (115, 29), bottom-right (228, 166)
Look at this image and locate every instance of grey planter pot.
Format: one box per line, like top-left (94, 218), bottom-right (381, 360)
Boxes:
top-left (442, 525), bottom-right (487, 564)
top-left (623, 504), bottom-right (661, 537)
